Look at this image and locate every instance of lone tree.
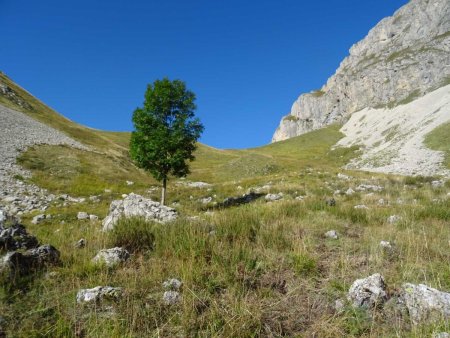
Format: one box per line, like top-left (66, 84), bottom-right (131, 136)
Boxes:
top-left (130, 78), bottom-right (204, 205)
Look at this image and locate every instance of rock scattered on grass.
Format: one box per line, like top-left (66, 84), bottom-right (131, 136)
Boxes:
top-left (77, 212), bottom-right (89, 220)
top-left (265, 193), bottom-right (283, 201)
top-left (387, 215), bottom-right (402, 224)
top-left (354, 204), bottom-right (369, 210)
top-left (75, 238), bottom-right (86, 249)
top-left (400, 283), bottom-right (450, 325)
top-left (102, 193), bottom-right (177, 231)
top-left (347, 273), bottom-right (387, 308)
top-left (325, 198), bottom-right (336, 206)
top-left (92, 247), bottom-right (130, 267)
top-left (31, 214), bottom-right (46, 224)
top-left (163, 291), bottom-right (181, 305)
top-left (76, 286), bottom-right (123, 304)
top-left (325, 230), bottom-right (339, 239)
top-left (163, 278), bottom-right (182, 291)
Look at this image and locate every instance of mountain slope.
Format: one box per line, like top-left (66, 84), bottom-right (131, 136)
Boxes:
top-left (273, 0), bottom-right (450, 142)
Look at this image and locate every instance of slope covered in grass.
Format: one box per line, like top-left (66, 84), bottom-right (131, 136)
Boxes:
top-left (425, 121), bottom-right (450, 169)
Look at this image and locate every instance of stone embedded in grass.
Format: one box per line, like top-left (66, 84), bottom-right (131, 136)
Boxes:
top-left (163, 291), bottom-right (181, 305)
top-left (126, 180), bottom-right (134, 186)
top-left (354, 204), bottom-right (369, 210)
top-left (89, 214), bottom-right (98, 221)
top-left (325, 198), bottom-right (336, 206)
top-left (347, 273), bottom-right (387, 308)
top-left (378, 198), bottom-right (386, 205)
top-left (379, 241), bottom-right (393, 250)
top-left (76, 286), bottom-right (123, 304)
top-left (102, 193), bottom-right (177, 231)
top-left (92, 247), bottom-right (130, 267)
top-left (325, 230), bottom-right (339, 239)
top-left (387, 215), bottom-right (402, 224)
top-left (337, 173), bottom-right (351, 180)
top-left (265, 193), bottom-right (283, 201)
top-left (163, 278), bottom-right (182, 291)
top-left (31, 214), bottom-right (46, 224)
top-left (77, 212), bottom-right (89, 220)
top-left (400, 283), bottom-right (450, 325)
top-left (200, 196), bottom-right (213, 204)
top-left (345, 188), bottom-right (355, 196)
top-left (75, 238), bottom-right (86, 248)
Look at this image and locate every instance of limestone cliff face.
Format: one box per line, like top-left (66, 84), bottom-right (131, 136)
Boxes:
top-left (272, 0), bottom-right (450, 142)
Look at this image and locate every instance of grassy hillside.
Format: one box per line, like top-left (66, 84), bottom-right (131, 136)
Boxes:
top-left (1, 73), bottom-right (450, 337)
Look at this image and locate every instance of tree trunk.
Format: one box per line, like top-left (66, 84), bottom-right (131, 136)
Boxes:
top-left (161, 177), bottom-right (167, 205)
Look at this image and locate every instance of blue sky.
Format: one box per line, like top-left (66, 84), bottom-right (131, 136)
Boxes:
top-left (1, 0), bottom-right (407, 149)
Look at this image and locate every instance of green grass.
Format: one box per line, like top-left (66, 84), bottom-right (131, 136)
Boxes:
top-left (425, 122), bottom-right (450, 168)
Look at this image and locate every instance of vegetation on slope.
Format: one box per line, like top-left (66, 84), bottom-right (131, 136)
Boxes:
top-left (425, 121), bottom-right (450, 168)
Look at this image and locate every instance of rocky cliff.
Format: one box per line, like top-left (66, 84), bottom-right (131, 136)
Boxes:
top-left (272, 0), bottom-right (450, 142)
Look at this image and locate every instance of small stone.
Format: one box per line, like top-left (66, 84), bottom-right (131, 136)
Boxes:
top-left (377, 198), bottom-right (385, 205)
top-left (354, 204), bottom-right (369, 209)
top-left (77, 212), bottom-right (89, 220)
top-left (75, 238), bottom-right (86, 248)
top-left (89, 214), bottom-right (98, 221)
top-left (325, 230), bottom-right (338, 239)
top-left (76, 286), bottom-right (123, 304)
top-left (379, 241), bottom-right (392, 249)
top-left (92, 247), bottom-right (130, 267)
top-left (163, 278), bottom-right (182, 290)
top-left (387, 215), bottom-right (402, 224)
top-left (265, 193), bottom-right (283, 201)
top-left (200, 197), bottom-right (213, 204)
top-left (163, 291), bottom-right (181, 305)
top-left (346, 188), bottom-right (355, 196)
top-left (126, 180), bottom-right (134, 186)
top-left (335, 298), bottom-right (345, 313)
top-left (31, 214), bottom-right (46, 224)
top-left (433, 333), bottom-right (450, 338)
top-left (325, 198), bottom-right (336, 206)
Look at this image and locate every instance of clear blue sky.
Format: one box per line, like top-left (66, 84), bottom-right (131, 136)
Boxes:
top-left (1, 0), bottom-right (407, 149)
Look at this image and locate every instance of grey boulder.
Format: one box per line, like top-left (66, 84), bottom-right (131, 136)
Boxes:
top-left (92, 247), bottom-right (130, 267)
top-left (348, 273), bottom-right (388, 308)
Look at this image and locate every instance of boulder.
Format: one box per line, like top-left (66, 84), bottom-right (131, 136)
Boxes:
top-left (400, 283), bottom-right (450, 325)
top-left (92, 247), bottom-right (130, 267)
top-left (102, 193), bottom-right (177, 231)
top-left (347, 273), bottom-right (387, 308)
top-left (76, 286), bottom-right (123, 304)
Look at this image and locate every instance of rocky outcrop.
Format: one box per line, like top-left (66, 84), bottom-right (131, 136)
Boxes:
top-left (273, 0), bottom-right (450, 142)
top-left (102, 193), bottom-right (178, 231)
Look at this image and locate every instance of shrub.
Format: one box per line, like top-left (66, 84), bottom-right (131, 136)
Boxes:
top-left (108, 217), bottom-right (155, 253)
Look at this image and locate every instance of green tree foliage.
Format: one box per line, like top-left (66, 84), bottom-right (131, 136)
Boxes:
top-left (130, 78), bottom-right (204, 204)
